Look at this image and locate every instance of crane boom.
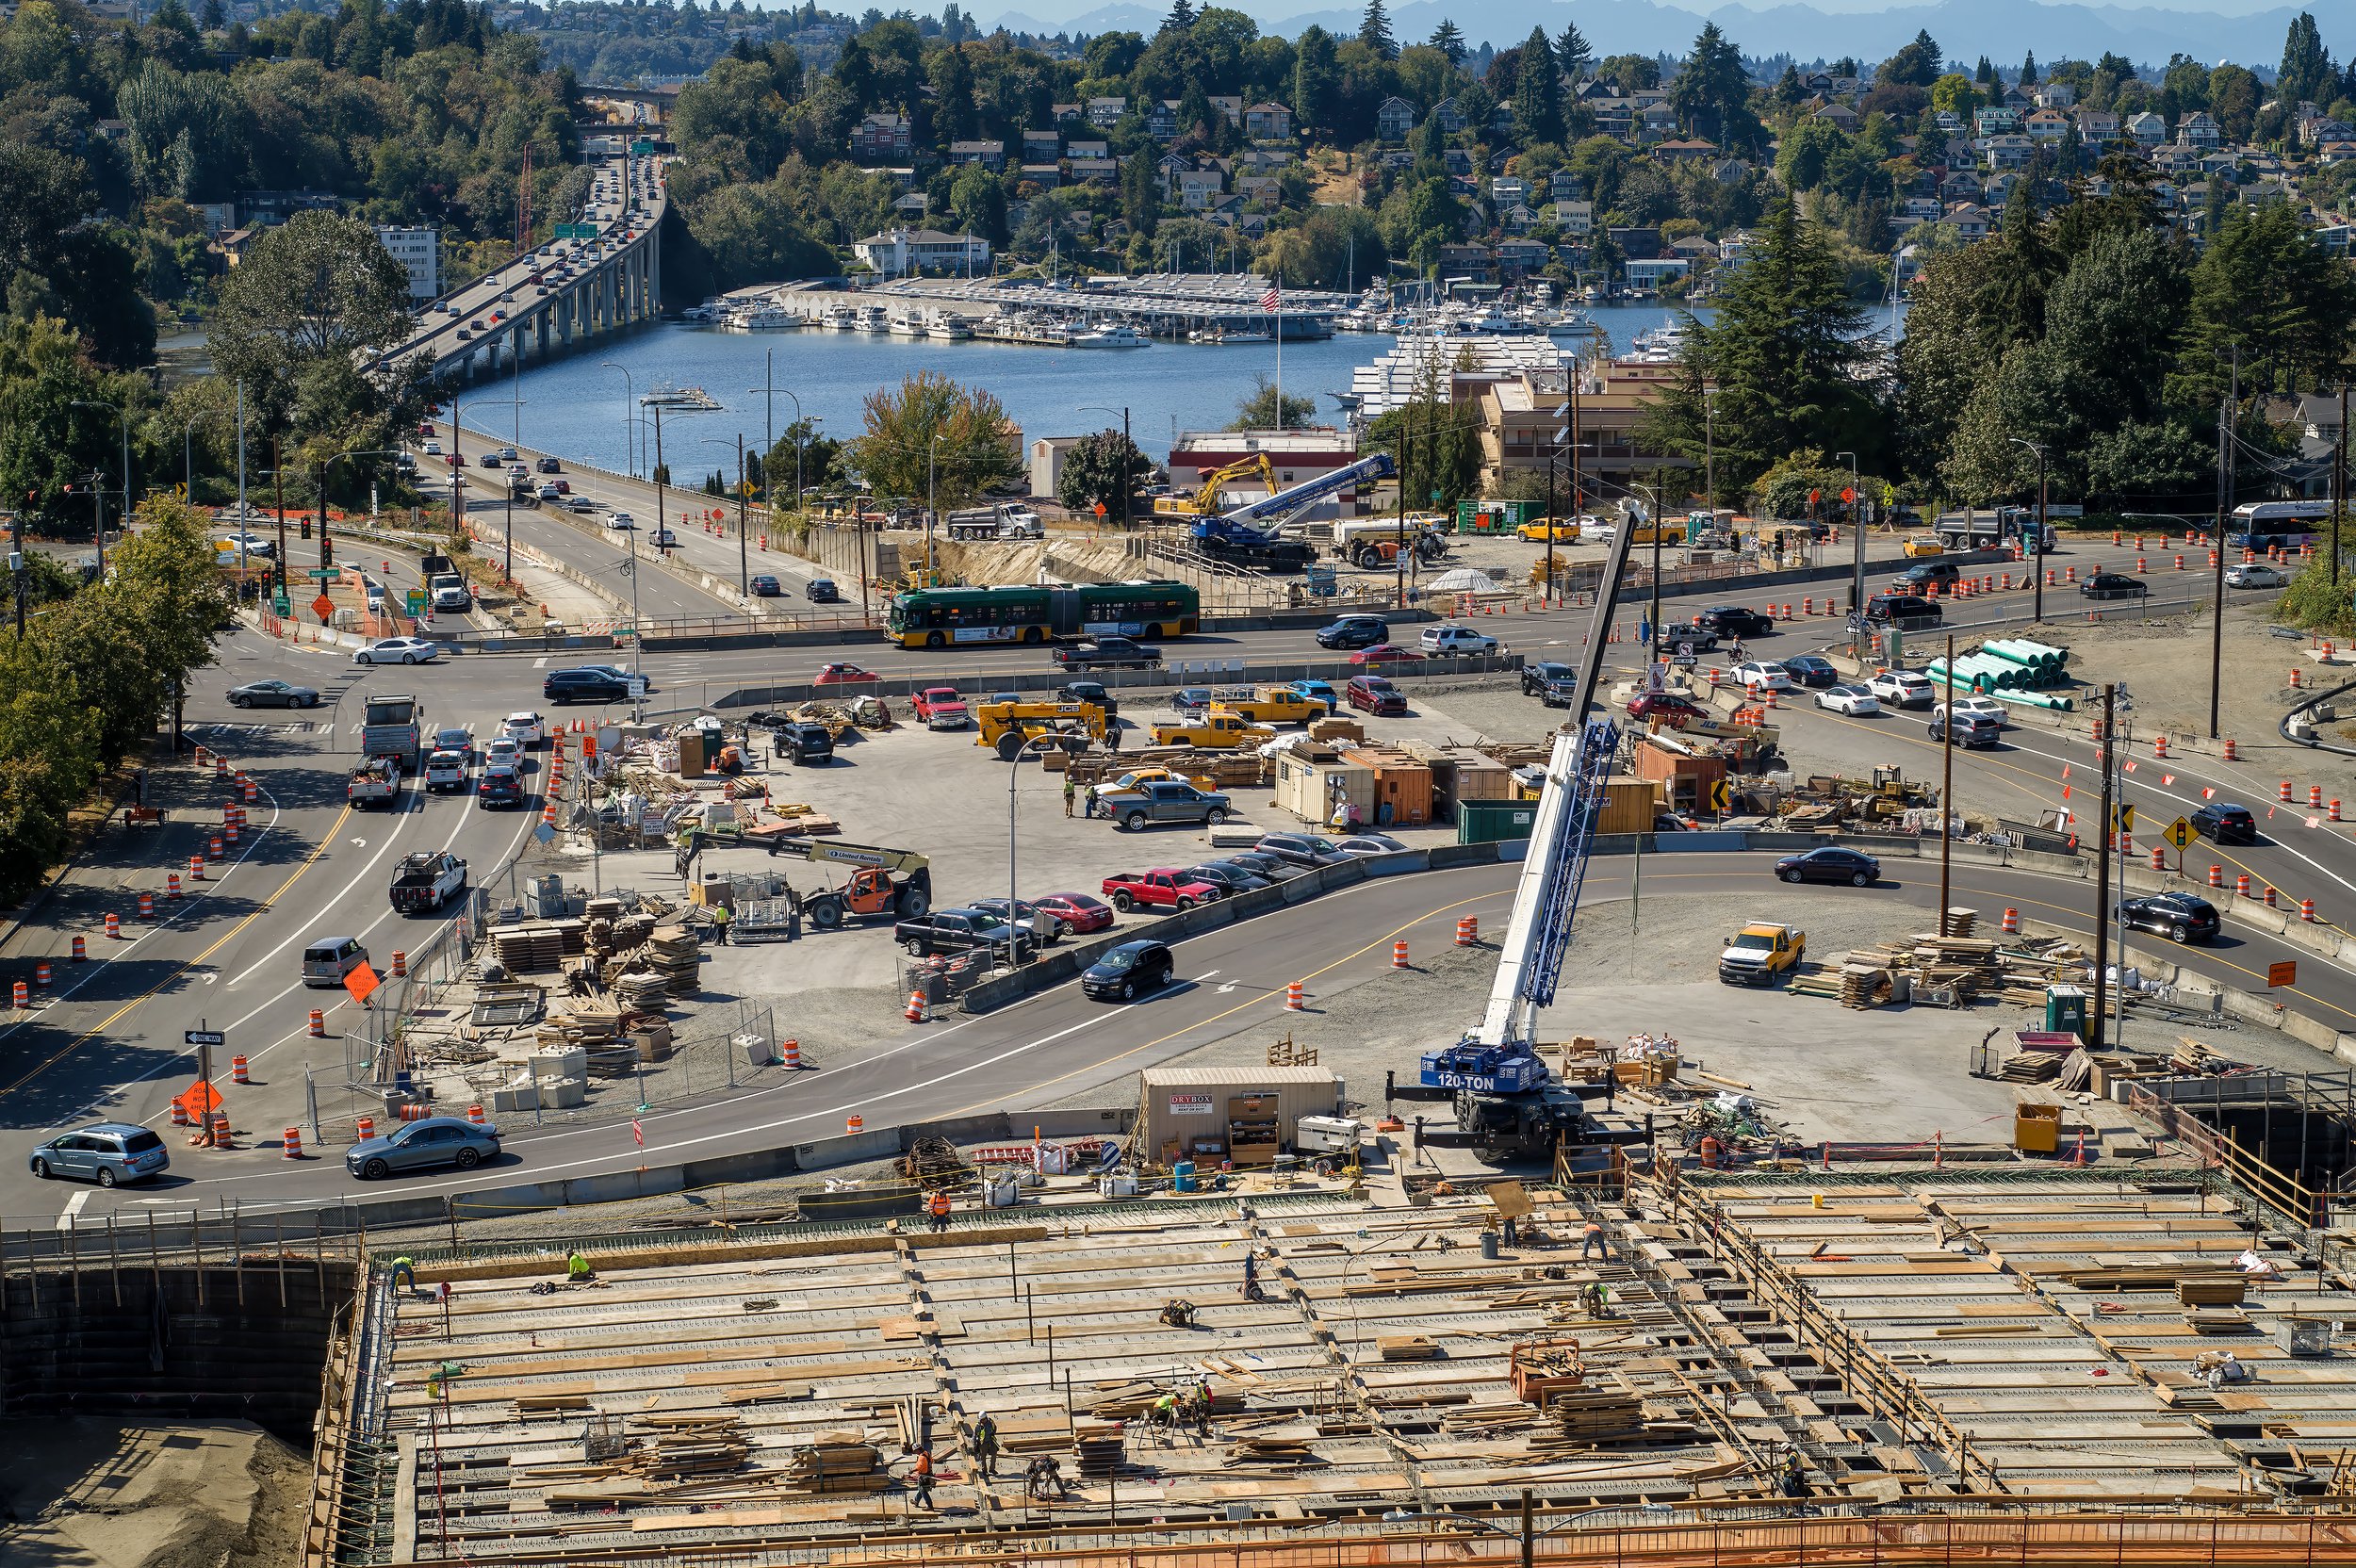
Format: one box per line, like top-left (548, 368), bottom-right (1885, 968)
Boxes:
top-left (1219, 451), bottom-right (1399, 528)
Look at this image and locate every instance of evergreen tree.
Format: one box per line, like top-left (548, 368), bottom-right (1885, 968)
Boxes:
top-left (1877, 29), bottom-right (1940, 88)
top-left (1357, 0), bottom-right (1396, 61)
top-left (1158, 0), bottom-right (1193, 35)
top-left (1292, 25), bottom-right (1339, 135)
top-left (1639, 193), bottom-right (1880, 491)
top-left (2278, 12), bottom-right (2332, 107)
top-left (1975, 179), bottom-right (2056, 351)
top-left (1666, 22), bottom-right (1756, 151)
top-left (1513, 26), bottom-right (1562, 146)
top-left (1773, 64), bottom-right (1805, 109)
top-left (1554, 20), bottom-right (1591, 82)
top-left (2020, 51), bottom-right (2037, 86)
top-left (1427, 19), bottom-right (1464, 67)
top-left (1974, 55), bottom-right (1995, 87)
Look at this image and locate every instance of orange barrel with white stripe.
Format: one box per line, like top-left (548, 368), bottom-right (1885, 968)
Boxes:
top-left (283, 1127), bottom-right (303, 1159)
top-left (231, 1054), bottom-right (250, 1084)
top-left (308, 1009), bottom-right (325, 1037)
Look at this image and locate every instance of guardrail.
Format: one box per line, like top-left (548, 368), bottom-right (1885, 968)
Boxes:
top-left (709, 649), bottom-right (1525, 710)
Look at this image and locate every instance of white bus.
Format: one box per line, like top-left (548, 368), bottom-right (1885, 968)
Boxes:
top-left (2231, 500), bottom-right (2334, 550)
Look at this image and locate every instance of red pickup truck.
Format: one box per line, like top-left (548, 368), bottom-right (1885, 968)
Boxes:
top-left (1102, 868), bottom-right (1222, 914)
top-left (911, 686), bottom-right (969, 729)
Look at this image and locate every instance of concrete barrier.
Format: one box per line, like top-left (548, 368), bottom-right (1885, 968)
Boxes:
top-left (714, 652), bottom-right (1523, 714)
top-left (1651, 830), bottom-right (1749, 853)
top-left (1358, 849), bottom-right (1429, 876)
top-left (792, 1129), bottom-right (903, 1170)
top-left (1429, 841), bottom-right (1505, 869)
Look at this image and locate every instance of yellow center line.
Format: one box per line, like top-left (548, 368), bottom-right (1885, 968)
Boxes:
top-left (0, 804), bottom-right (356, 1102)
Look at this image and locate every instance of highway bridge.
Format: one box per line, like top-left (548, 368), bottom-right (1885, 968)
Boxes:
top-left (375, 150), bottom-right (666, 383)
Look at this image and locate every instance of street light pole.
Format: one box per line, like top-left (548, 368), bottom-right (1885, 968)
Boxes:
top-left (2091, 682), bottom-right (2116, 1052)
top-left (600, 361), bottom-right (634, 480)
top-left (2209, 344), bottom-right (2239, 741)
top-left (1835, 449), bottom-right (1860, 624)
top-left (2007, 437), bottom-right (2048, 626)
top-left (1939, 631), bottom-right (1955, 933)
top-left (1006, 731), bottom-right (1059, 972)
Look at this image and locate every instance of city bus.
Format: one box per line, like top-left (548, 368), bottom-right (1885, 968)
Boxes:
top-left (886, 580), bottom-right (1201, 648)
top-left (2231, 500), bottom-right (2333, 551)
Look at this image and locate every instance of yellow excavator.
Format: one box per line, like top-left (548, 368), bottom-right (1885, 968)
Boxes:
top-left (760, 839), bottom-right (932, 928)
top-left (1152, 453), bottom-right (1279, 520)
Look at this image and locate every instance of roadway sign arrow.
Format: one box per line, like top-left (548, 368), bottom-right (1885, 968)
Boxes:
top-left (183, 1029), bottom-right (225, 1047)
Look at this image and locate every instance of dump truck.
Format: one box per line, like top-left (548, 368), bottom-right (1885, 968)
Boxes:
top-left (761, 839), bottom-right (932, 930)
top-left (975, 700), bottom-right (1107, 759)
top-left (361, 694), bottom-right (422, 767)
top-left (1718, 923), bottom-right (1806, 987)
top-left (1147, 710), bottom-right (1276, 750)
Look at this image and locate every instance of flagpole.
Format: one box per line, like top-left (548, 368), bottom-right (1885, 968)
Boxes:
top-left (1274, 273), bottom-right (1283, 431)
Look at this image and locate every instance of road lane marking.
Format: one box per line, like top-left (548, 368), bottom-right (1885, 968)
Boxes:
top-left (55, 1191), bottom-right (91, 1229)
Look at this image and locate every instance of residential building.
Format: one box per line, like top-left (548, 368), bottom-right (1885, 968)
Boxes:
top-left (1490, 176), bottom-right (1527, 206)
top-left (1973, 106), bottom-right (2021, 137)
top-left (1654, 138), bottom-right (1718, 162)
top-left (850, 112), bottom-right (911, 161)
top-left (1086, 96), bottom-right (1127, 128)
top-left (1813, 104), bottom-right (1858, 133)
top-left (1146, 101), bottom-right (1178, 140)
top-left (1903, 195), bottom-right (1943, 223)
top-left (1052, 101), bottom-right (1083, 125)
top-left (1023, 128), bottom-right (1061, 160)
top-left (1608, 226), bottom-right (1661, 261)
top-left (2127, 110), bottom-right (2167, 145)
top-left (1435, 243), bottom-right (1497, 281)
top-left (1499, 204), bottom-right (1538, 236)
top-left (1942, 203), bottom-right (1991, 241)
top-left (2025, 109), bottom-right (2069, 141)
top-left (1377, 95), bottom-right (1417, 142)
top-left (2076, 108), bottom-right (2120, 142)
top-left (1208, 95), bottom-right (1242, 125)
top-left (1496, 238), bottom-right (1550, 274)
top-left (1552, 199), bottom-right (1595, 235)
top-left (2034, 83), bottom-right (2077, 107)
top-left (1243, 102), bottom-right (1294, 139)
top-left (1639, 102), bottom-right (1678, 139)
top-left (1177, 169), bottom-right (1224, 209)
top-left (2178, 111), bottom-right (2221, 149)
top-left (949, 139), bottom-right (1006, 171)
top-left (1067, 139), bottom-right (1108, 160)
top-left (1982, 135), bottom-right (2033, 171)
top-left (852, 227), bottom-right (991, 277)
top-left (1625, 256), bottom-right (1691, 291)
top-left (1430, 96), bottom-right (1464, 134)
top-left (1069, 157), bottom-right (1118, 184)
top-left (372, 224), bottom-right (440, 302)
top-left (1020, 163), bottom-right (1061, 189)
top-left (1548, 170), bottom-right (1583, 202)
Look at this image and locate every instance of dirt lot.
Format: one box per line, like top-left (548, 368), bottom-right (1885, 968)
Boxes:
top-left (0, 1419), bottom-right (308, 1568)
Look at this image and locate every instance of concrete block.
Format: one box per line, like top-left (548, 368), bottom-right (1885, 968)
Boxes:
top-left (1429, 841), bottom-right (1503, 868)
top-left (531, 1044), bottom-right (588, 1082)
top-left (792, 1129), bottom-right (904, 1170)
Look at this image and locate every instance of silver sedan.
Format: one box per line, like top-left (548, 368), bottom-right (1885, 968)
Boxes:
top-left (344, 1116), bottom-right (501, 1180)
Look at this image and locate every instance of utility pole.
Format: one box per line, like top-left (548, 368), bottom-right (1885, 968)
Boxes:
top-left (1939, 631), bottom-right (1955, 932)
top-left (316, 461), bottom-right (335, 573)
top-left (735, 433), bottom-right (750, 597)
top-left (2332, 383), bottom-right (2347, 589)
top-left (235, 383), bottom-right (248, 580)
top-left (11, 505), bottom-right (25, 637)
top-left (271, 438), bottom-right (289, 600)
top-left (1566, 364), bottom-right (1582, 610)
top-left (2210, 345), bottom-right (2238, 741)
top-left (2090, 682), bottom-right (2116, 1053)
top-left (652, 402), bottom-right (668, 567)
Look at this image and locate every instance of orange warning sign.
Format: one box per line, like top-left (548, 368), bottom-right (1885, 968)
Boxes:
top-left (174, 1080), bottom-right (223, 1119)
top-left (344, 962), bottom-right (382, 1006)
top-left (311, 593), bottom-right (335, 623)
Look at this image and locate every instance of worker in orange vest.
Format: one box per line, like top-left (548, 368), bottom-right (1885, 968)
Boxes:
top-left (910, 1445), bottom-right (936, 1508)
top-left (927, 1189), bottom-right (952, 1233)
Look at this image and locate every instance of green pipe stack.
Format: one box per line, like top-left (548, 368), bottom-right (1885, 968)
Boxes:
top-left (1924, 639), bottom-right (2077, 710)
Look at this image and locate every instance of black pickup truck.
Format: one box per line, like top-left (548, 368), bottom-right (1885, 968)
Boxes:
top-left (893, 906), bottom-right (1037, 962)
top-left (1052, 637), bottom-right (1160, 671)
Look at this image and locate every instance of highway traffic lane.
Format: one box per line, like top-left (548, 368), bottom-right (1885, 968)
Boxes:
top-left (1773, 694), bottom-right (2356, 937)
top-left (49, 847), bottom-right (2356, 1220)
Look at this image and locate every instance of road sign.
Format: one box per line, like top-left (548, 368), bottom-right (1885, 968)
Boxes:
top-left (2111, 803), bottom-right (2135, 834)
top-left (2268, 960), bottom-right (2298, 988)
top-left (1709, 778), bottom-right (1731, 812)
top-left (304, 567), bottom-right (340, 580)
top-left (2166, 816), bottom-right (2194, 849)
top-left (184, 1029), bottom-right (225, 1047)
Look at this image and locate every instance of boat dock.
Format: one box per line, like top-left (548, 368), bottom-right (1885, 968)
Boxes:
top-left (746, 273), bottom-right (1350, 342)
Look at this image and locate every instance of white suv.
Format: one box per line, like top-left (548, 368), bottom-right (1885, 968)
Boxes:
top-left (1867, 670), bottom-right (1935, 708)
top-left (1418, 624), bottom-right (1500, 656)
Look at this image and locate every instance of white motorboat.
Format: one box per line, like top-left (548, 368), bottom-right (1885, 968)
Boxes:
top-left (889, 314), bottom-right (927, 337)
top-left (1071, 322), bottom-right (1150, 349)
top-left (641, 384), bottom-right (723, 411)
top-left (927, 312), bottom-right (973, 340)
top-left (858, 305), bottom-right (891, 333)
top-left (822, 304), bottom-right (858, 329)
top-left (741, 306), bottom-right (802, 330)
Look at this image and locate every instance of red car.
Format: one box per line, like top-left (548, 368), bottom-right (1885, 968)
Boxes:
top-left (813, 663), bottom-right (878, 686)
top-left (1349, 644), bottom-right (1426, 666)
top-left (1347, 675), bottom-right (1407, 716)
top-left (1626, 693), bottom-right (1706, 727)
top-left (1034, 892), bottom-right (1115, 935)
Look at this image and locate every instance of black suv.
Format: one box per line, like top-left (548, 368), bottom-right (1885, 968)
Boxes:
top-left (1697, 605), bottom-right (1775, 638)
top-left (1315, 615), bottom-right (1388, 650)
top-left (544, 667), bottom-right (630, 704)
top-left (1863, 592), bottom-right (1941, 626)
top-left (2118, 891), bottom-right (2221, 944)
top-left (2192, 801), bottom-right (2258, 844)
top-left (894, 906), bottom-right (1035, 961)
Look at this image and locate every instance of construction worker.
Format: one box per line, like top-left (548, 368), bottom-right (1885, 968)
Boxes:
top-left (1195, 1378), bottom-right (1214, 1437)
top-left (927, 1188), bottom-right (953, 1234)
top-left (1240, 1250), bottom-right (1259, 1300)
top-left (971, 1412), bottom-right (999, 1479)
top-left (389, 1255), bottom-right (417, 1294)
top-left (1779, 1450), bottom-right (1808, 1498)
top-left (566, 1250), bottom-right (593, 1283)
top-left (1585, 1281), bottom-right (1612, 1318)
top-left (1580, 1220), bottom-right (1610, 1262)
top-left (1063, 774), bottom-right (1076, 817)
top-left (1104, 724), bottom-right (1121, 754)
top-left (1153, 1391), bottom-right (1179, 1438)
top-left (911, 1445), bottom-right (936, 1508)
top-left (711, 904), bottom-right (732, 946)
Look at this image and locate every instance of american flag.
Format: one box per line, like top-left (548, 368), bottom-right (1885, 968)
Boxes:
top-left (1260, 283), bottom-right (1280, 312)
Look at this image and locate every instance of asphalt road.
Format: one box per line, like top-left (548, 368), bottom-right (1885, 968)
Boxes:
top-left (8, 841), bottom-right (2343, 1223)
top-left (0, 623), bottom-right (565, 1222)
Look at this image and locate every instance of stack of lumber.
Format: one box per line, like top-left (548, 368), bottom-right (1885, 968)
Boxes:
top-left (1539, 1380), bottom-right (1646, 1445)
top-left (610, 967), bottom-right (672, 1012)
top-left (992, 1412), bottom-right (1075, 1455)
top-left (634, 924), bottom-right (703, 997)
top-left (2177, 1275), bottom-right (2250, 1308)
top-left (538, 1005), bottom-right (621, 1049)
top-left (1231, 1430), bottom-right (1321, 1464)
top-left (1838, 962), bottom-right (1892, 1008)
top-left (2058, 1265), bottom-right (2246, 1293)
top-left (1377, 1333), bottom-right (1440, 1361)
top-left (1072, 1421), bottom-right (1127, 1477)
top-left (1999, 1051), bottom-right (2062, 1083)
top-left (784, 1438), bottom-right (884, 1494)
top-left (636, 1415), bottom-right (750, 1480)
top-left (1441, 1400), bottom-right (1545, 1436)
top-left (493, 922), bottom-right (586, 973)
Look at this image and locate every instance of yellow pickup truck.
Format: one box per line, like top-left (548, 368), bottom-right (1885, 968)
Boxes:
top-left (1718, 923), bottom-right (1806, 987)
top-left (1516, 518), bottom-right (1581, 544)
top-left (1205, 686), bottom-right (1323, 727)
top-left (1148, 710), bottom-right (1277, 750)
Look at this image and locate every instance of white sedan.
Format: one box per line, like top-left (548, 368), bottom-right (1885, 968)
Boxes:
top-left (1866, 670), bottom-right (1935, 708)
top-left (1941, 694), bottom-right (2011, 726)
top-left (1816, 683), bottom-right (1882, 715)
top-left (607, 511), bottom-right (636, 530)
top-left (353, 637), bottom-right (444, 665)
top-left (1730, 661), bottom-right (1794, 693)
top-left (2226, 563), bottom-right (2287, 589)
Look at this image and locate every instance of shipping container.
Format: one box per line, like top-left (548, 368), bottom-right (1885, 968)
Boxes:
top-left (1461, 777), bottom-right (1655, 842)
top-left (1457, 498), bottom-right (1544, 533)
top-left (1273, 753), bottom-right (1373, 825)
top-left (1137, 1066), bottom-right (1341, 1168)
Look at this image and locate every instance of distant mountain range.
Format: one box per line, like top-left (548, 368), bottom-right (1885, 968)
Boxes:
top-left (983, 0), bottom-right (2351, 70)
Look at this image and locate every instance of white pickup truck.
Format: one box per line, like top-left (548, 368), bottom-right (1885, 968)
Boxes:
top-left (423, 750), bottom-right (470, 792)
